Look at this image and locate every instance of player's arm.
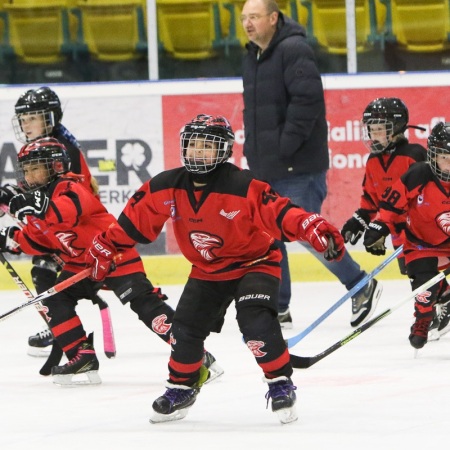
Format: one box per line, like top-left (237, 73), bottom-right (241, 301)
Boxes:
top-left (249, 180), bottom-right (344, 261)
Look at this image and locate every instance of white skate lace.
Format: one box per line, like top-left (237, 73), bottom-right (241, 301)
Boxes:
top-left (38, 329), bottom-right (52, 339)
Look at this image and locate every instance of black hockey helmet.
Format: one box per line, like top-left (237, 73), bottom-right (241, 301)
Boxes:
top-left (17, 137), bottom-right (71, 191)
top-left (427, 122), bottom-right (450, 182)
top-left (361, 97), bottom-right (409, 153)
top-left (180, 114), bottom-right (235, 174)
top-left (12, 87), bottom-right (63, 143)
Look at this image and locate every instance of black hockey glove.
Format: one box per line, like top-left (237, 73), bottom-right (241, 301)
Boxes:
top-left (0, 226), bottom-right (21, 254)
top-left (363, 221), bottom-right (390, 256)
top-left (0, 184), bottom-right (21, 216)
top-left (341, 209), bottom-right (371, 245)
top-left (9, 190), bottom-right (50, 221)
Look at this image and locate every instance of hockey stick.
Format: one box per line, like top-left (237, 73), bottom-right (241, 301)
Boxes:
top-left (0, 252), bottom-right (64, 375)
top-left (287, 246), bottom-right (403, 348)
top-left (289, 270), bottom-right (446, 369)
top-left (0, 268), bottom-right (90, 322)
top-left (92, 294), bottom-right (116, 358)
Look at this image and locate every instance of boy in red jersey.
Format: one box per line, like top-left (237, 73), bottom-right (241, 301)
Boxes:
top-left (0, 137), bottom-right (221, 385)
top-left (1, 86), bottom-right (100, 356)
top-left (341, 98), bottom-right (426, 327)
top-left (85, 114), bottom-right (345, 424)
top-left (364, 122), bottom-right (450, 350)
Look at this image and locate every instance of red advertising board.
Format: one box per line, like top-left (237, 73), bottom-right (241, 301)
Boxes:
top-left (162, 87), bottom-right (448, 253)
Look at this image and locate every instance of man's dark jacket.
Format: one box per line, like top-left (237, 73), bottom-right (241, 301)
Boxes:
top-left (242, 14), bottom-right (329, 183)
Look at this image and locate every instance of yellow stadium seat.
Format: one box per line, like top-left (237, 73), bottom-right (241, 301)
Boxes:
top-left (381, 0), bottom-right (450, 52)
top-left (157, 0), bottom-right (221, 59)
top-left (74, 0), bottom-right (147, 61)
top-left (223, 0), bottom-right (296, 47)
top-left (3, 0), bottom-right (74, 64)
top-left (301, 0), bottom-right (383, 54)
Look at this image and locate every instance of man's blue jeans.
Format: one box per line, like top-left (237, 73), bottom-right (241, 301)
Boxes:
top-left (270, 171), bottom-right (366, 312)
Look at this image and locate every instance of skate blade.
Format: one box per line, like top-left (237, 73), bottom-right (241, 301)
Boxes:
top-left (27, 346), bottom-right (51, 357)
top-left (52, 370), bottom-right (102, 387)
top-left (203, 361), bottom-right (224, 385)
top-left (428, 330), bottom-right (440, 342)
top-left (149, 407), bottom-right (190, 424)
top-left (279, 323), bottom-right (293, 330)
top-left (275, 406), bottom-right (298, 424)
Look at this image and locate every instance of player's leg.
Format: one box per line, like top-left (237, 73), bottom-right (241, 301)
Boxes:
top-left (235, 272), bottom-right (297, 424)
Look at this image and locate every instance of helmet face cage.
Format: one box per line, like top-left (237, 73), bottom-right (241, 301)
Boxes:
top-left (361, 97), bottom-right (408, 154)
top-left (12, 87), bottom-right (62, 143)
top-left (180, 115), bottom-right (235, 174)
top-left (17, 138), bottom-right (70, 191)
top-left (428, 122), bottom-right (450, 182)
top-left (361, 118), bottom-right (395, 154)
top-left (12, 109), bottom-right (56, 143)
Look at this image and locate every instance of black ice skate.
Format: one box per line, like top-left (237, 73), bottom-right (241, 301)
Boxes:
top-left (150, 383), bottom-right (199, 423)
top-left (351, 278), bottom-right (382, 327)
top-left (28, 328), bottom-right (54, 357)
top-left (409, 316), bottom-right (433, 349)
top-left (278, 308), bottom-right (293, 329)
top-left (202, 350), bottom-right (224, 384)
top-left (264, 376), bottom-right (298, 424)
top-left (51, 333), bottom-right (101, 386)
top-left (428, 296), bottom-right (450, 341)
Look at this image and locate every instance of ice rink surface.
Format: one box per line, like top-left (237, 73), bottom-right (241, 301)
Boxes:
top-left (1, 277), bottom-right (450, 449)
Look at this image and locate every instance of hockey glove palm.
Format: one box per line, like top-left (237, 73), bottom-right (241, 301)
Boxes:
top-left (341, 209), bottom-right (370, 245)
top-left (9, 190), bottom-right (50, 221)
top-left (363, 221), bottom-right (390, 255)
top-left (302, 214), bottom-right (345, 261)
top-left (0, 226), bottom-right (21, 254)
top-left (86, 234), bottom-right (117, 282)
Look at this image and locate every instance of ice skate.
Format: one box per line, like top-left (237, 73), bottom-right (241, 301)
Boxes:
top-left (278, 308), bottom-right (293, 329)
top-left (264, 376), bottom-right (298, 424)
top-left (28, 328), bottom-right (53, 357)
top-left (202, 350), bottom-right (224, 384)
top-left (409, 316), bottom-right (433, 349)
top-left (150, 383), bottom-right (199, 423)
top-left (428, 296), bottom-right (450, 341)
top-left (351, 279), bottom-right (382, 327)
top-left (51, 333), bottom-right (101, 386)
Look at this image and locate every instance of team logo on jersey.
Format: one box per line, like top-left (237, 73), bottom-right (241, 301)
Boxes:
top-left (436, 211), bottom-right (450, 235)
top-left (220, 209), bottom-right (240, 220)
top-left (417, 194), bottom-right (424, 205)
top-left (246, 340), bottom-right (267, 357)
top-left (152, 314), bottom-right (172, 335)
top-left (190, 231), bottom-right (224, 261)
top-left (54, 231), bottom-right (84, 257)
top-left (415, 290), bottom-right (432, 305)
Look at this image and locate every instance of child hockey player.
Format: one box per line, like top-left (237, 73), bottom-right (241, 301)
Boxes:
top-left (341, 97), bottom-right (426, 327)
top-left (1, 86), bottom-right (99, 357)
top-left (363, 122), bottom-right (450, 349)
top-left (85, 114), bottom-right (345, 424)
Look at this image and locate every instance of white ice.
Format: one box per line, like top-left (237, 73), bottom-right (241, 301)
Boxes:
top-left (1, 277), bottom-right (449, 450)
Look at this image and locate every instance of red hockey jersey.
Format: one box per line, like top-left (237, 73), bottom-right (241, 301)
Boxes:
top-left (378, 162), bottom-right (450, 258)
top-left (14, 173), bottom-right (144, 275)
top-left (106, 163), bottom-right (331, 282)
top-left (360, 140), bottom-right (426, 217)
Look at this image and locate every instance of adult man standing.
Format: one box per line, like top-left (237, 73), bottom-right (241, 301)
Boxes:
top-left (241, 0), bottom-right (382, 328)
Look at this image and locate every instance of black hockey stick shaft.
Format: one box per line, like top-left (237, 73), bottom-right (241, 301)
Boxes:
top-left (0, 253), bottom-right (64, 375)
top-left (290, 271), bottom-right (446, 369)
